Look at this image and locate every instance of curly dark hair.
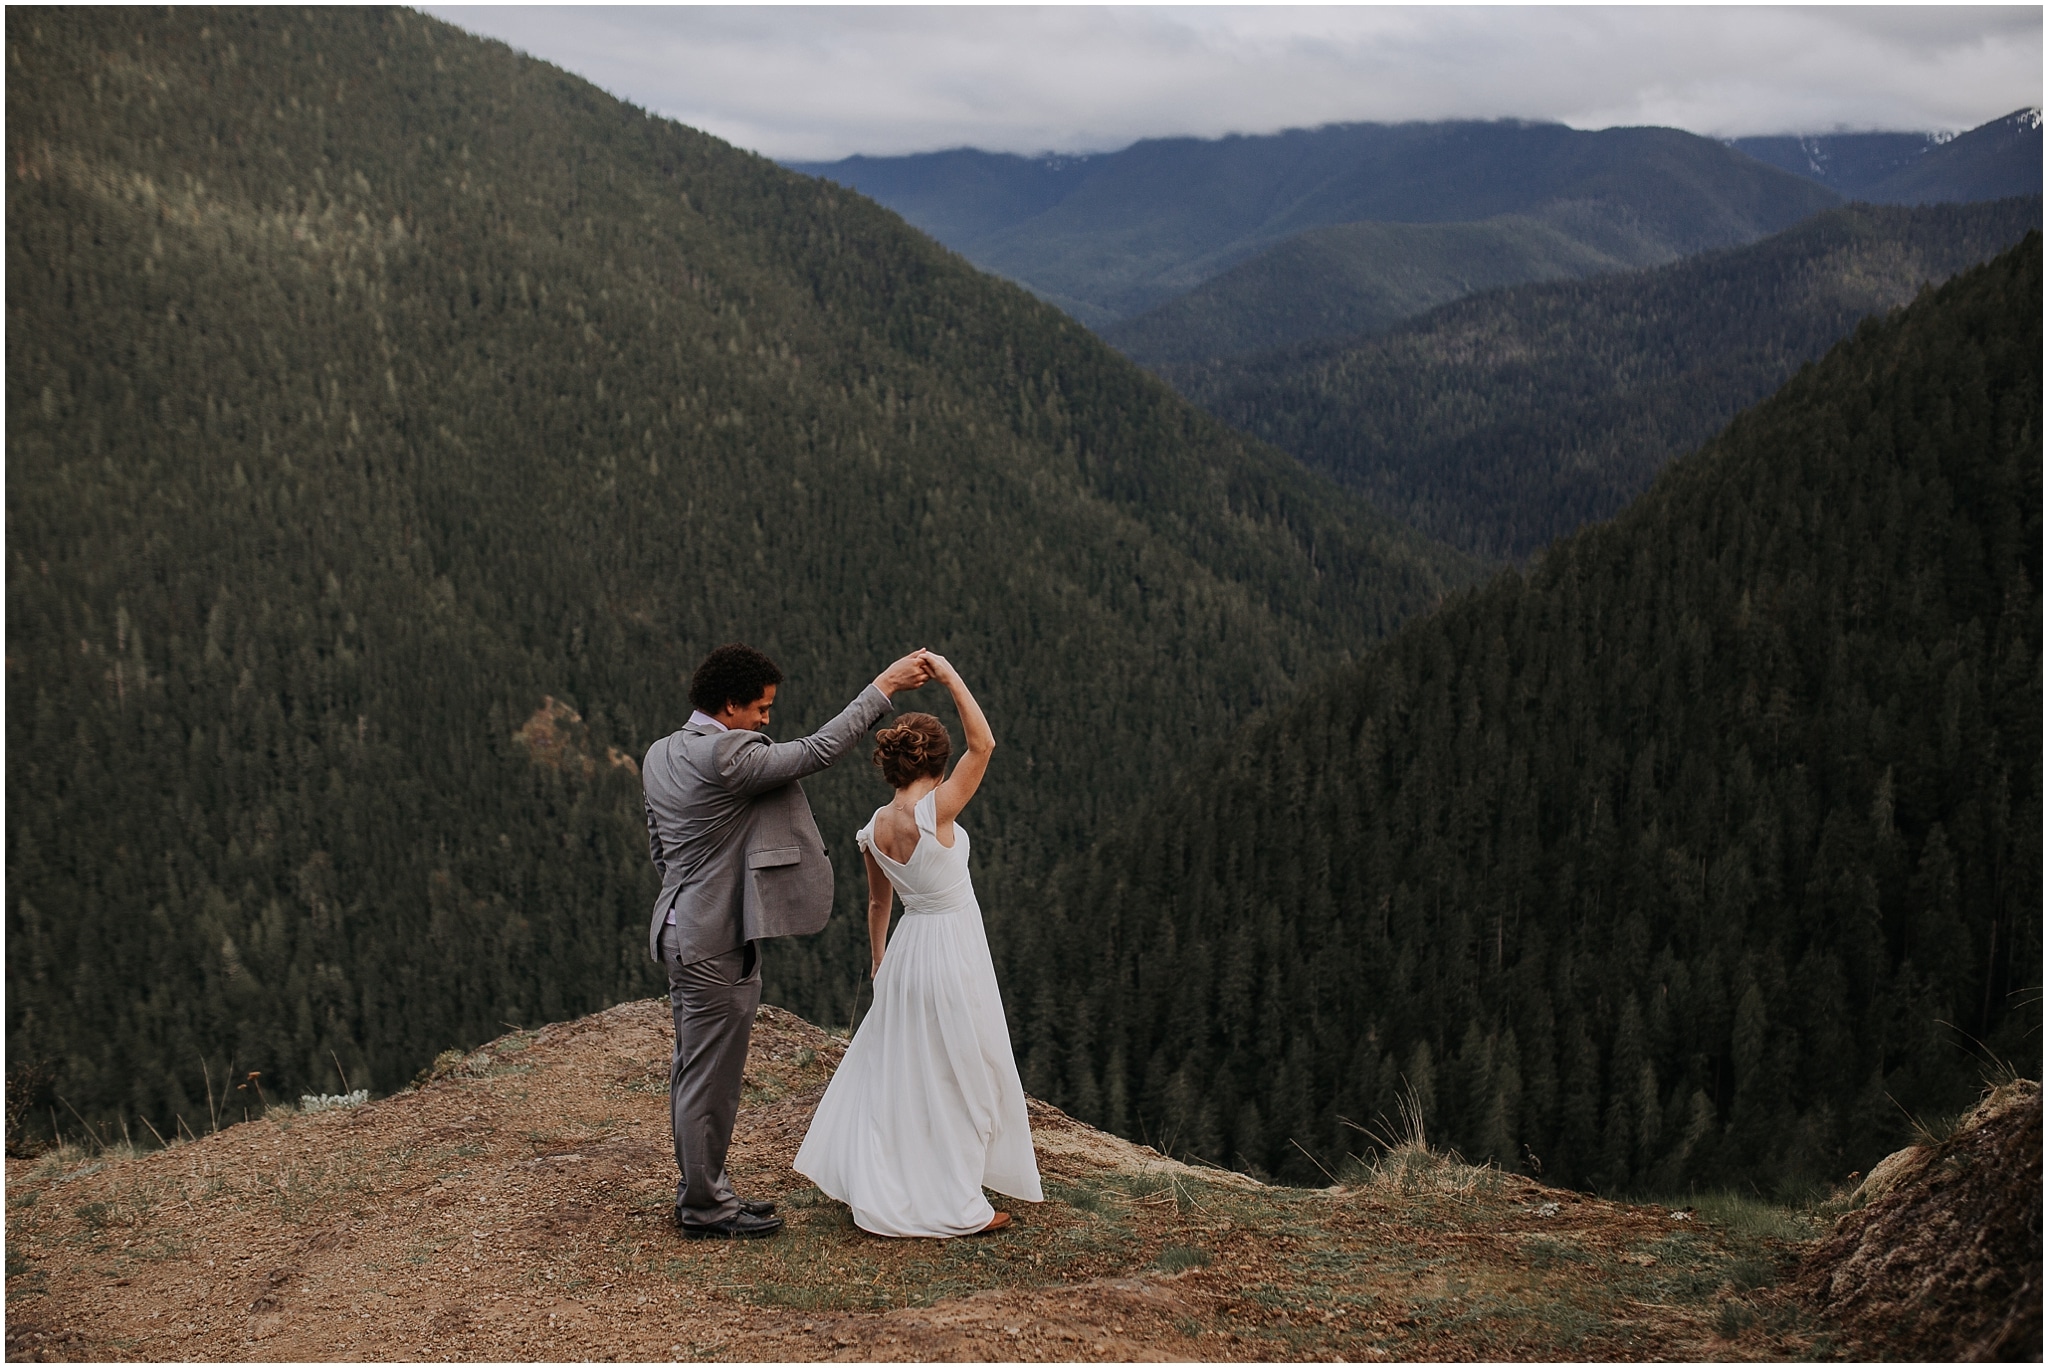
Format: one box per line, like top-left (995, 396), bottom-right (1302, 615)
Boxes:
top-left (871, 713), bottom-right (952, 789)
top-left (688, 643), bottom-right (785, 716)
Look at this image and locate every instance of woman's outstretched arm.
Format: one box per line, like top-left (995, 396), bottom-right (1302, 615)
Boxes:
top-left (924, 651), bottom-right (993, 831)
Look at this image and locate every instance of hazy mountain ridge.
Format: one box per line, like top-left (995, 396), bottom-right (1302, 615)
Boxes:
top-left (793, 119), bottom-right (1838, 325)
top-left (1165, 198), bottom-right (2042, 560)
top-left (4, 6), bottom-right (1470, 1144)
top-left (1102, 200), bottom-right (1680, 366)
top-left (1734, 108), bottom-right (2043, 204)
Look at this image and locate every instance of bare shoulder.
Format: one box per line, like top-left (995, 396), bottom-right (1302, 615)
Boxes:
top-left (870, 803), bottom-right (919, 862)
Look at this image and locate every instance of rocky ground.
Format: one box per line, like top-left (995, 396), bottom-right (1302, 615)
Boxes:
top-left (7, 1000), bottom-right (1840, 1361)
top-left (1793, 1078), bottom-right (2041, 1361)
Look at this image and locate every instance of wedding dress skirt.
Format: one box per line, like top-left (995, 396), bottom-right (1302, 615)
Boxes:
top-left (793, 789), bottom-right (1042, 1236)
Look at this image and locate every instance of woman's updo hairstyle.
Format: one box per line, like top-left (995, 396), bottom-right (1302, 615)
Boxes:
top-left (871, 713), bottom-right (951, 789)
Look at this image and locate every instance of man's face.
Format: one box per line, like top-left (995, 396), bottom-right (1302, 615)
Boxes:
top-left (714, 684), bottom-right (777, 732)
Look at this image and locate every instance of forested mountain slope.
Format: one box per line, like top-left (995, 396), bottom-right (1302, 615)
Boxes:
top-left (1005, 239), bottom-right (2042, 1195)
top-left (794, 121), bottom-right (1838, 325)
top-left (1170, 199), bottom-right (2040, 561)
top-left (1862, 108), bottom-right (2045, 206)
top-left (3, 8), bottom-right (1472, 1144)
top-left (1102, 202), bottom-right (1686, 366)
top-left (1731, 131), bottom-right (1944, 198)
top-left (1737, 109), bottom-right (2043, 205)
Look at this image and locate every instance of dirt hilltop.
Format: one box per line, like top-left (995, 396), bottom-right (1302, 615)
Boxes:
top-left (7, 1000), bottom-right (1833, 1361)
top-left (1794, 1079), bottom-right (2041, 1361)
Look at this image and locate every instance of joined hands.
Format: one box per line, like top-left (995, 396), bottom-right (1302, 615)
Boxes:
top-left (873, 649), bottom-right (935, 698)
top-left (874, 648), bottom-right (963, 699)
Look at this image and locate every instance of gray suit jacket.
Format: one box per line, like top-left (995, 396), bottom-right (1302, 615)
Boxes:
top-left (642, 684), bottom-right (893, 966)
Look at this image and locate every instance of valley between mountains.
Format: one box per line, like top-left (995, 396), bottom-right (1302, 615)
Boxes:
top-left (6, 1002), bottom-right (1835, 1362)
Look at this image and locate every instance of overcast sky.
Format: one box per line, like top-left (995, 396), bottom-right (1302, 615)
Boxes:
top-left (422, 6), bottom-right (2043, 163)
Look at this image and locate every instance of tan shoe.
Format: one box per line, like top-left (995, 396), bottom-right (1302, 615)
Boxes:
top-left (971, 1210), bottom-right (1012, 1236)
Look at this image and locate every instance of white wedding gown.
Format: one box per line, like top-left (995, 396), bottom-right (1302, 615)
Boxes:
top-left (793, 789), bottom-right (1042, 1236)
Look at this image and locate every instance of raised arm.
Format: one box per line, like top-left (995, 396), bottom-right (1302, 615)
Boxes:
top-left (924, 652), bottom-right (993, 832)
top-left (715, 653), bottom-right (931, 796)
top-left (715, 685), bottom-right (889, 795)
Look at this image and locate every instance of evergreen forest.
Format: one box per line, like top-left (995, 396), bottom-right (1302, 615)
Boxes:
top-left (1169, 199), bottom-right (2041, 560)
top-left (5, 7), bottom-right (1469, 1145)
top-left (5, 7), bottom-right (2038, 1209)
top-left (1003, 241), bottom-right (2042, 1193)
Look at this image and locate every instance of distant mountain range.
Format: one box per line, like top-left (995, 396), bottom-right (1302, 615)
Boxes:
top-left (1101, 200), bottom-right (1684, 367)
top-left (1733, 108), bottom-right (2042, 204)
top-left (1165, 198), bottom-right (2041, 561)
top-left (1109, 110), bottom-right (2048, 368)
top-left (792, 111), bottom-right (2041, 365)
top-left (791, 120), bottom-right (1836, 326)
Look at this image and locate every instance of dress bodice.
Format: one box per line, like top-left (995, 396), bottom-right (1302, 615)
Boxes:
top-left (857, 790), bottom-right (976, 916)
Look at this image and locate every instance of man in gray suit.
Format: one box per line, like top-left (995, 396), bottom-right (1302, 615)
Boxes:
top-left (643, 642), bottom-right (930, 1237)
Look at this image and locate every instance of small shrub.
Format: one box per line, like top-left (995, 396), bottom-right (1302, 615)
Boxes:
top-left (1714, 1300), bottom-right (1757, 1339)
top-left (410, 1049), bottom-right (473, 1088)
top-left (298, 1089), bottom-right (370, 1113)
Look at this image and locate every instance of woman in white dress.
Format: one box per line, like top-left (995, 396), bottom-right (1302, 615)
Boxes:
top-left (793, 651), bottom-right (1042, 1237)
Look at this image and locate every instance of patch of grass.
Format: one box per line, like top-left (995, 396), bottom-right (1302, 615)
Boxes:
top-left (131, 1234), bottom-right (190, 1263)
top-left (72, 1201), bottom-right (118, 1230)
top-left (1094, 1169), bottom-right (1218, 1216)
top-left (1523, 1295), bottom-right (1601, 1346)
top-left (1727, 1256), bottom-right (1778, 1291)
top-left (1642, 1260), bottom-right (1723, 1305)
top-left (1688, 1191), bottom-right (1817, 1243)
top-left (1714, 1299), bottom-right (1758, 1338)
top-left (1155, 1244), bottom-right (1210, 1272)
top-left (1523, 1236), bottom-right (1592, 1269)
top-left (1046, 1179), bottom-right (1111, 1215)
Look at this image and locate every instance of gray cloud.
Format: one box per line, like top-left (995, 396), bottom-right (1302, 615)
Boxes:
top-left (422, 5), bottom-right (2043, 161)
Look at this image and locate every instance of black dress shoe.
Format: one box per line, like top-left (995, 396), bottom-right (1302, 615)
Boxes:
top-left (678, 1209), bottom-right (784, 1239)
top-left (738, 1197), bottom-right (776, 1218)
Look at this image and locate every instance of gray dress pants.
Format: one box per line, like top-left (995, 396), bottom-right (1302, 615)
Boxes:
top-left (663, 930), bottom-right (761, 1226)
